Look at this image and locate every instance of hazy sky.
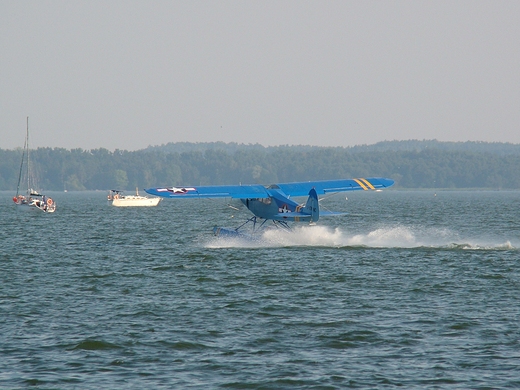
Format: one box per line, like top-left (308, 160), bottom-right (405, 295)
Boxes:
top-left (2, 1), bottom-right (519, 151)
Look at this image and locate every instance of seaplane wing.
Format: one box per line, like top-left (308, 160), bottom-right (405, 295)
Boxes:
top-left (145, 177), bottom-right (394, 199)
top-left (272, 177), bottom-right (395, 197)
top-left (144, 184), bottom-right (270, 199)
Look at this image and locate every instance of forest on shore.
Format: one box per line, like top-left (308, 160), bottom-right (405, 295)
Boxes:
top-left (2, 140), bottom-right (520, 191)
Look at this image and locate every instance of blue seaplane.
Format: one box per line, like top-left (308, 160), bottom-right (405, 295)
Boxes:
top-left (145, 177), bottom-right (394, 239)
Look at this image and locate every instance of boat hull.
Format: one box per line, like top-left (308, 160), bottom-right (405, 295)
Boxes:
top-left (110, 197), bottom-right (161, 207)
top-left (14, 202), bottom-right (56, 213)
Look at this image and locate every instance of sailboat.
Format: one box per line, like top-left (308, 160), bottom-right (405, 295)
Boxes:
top-left (12, 117), bottom-right (56, 213)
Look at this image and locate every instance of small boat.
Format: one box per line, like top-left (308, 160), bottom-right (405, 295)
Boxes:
top-left (108, 188), bottom-right (161, 207)
top-left (12, 117), bottom-right (56, 213)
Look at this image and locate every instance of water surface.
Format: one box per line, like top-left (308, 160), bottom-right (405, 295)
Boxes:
top-left (1, 190), bottom-right (519, 388)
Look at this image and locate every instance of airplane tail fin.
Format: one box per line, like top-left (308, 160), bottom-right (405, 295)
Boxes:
top-left (303, 188), bottom-right (319, 223)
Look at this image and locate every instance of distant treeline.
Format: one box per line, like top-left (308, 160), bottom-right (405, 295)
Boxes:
top-left (2, 140), bottom-right (520, 190)
top-left (146, 139), bottom-right (520, 156)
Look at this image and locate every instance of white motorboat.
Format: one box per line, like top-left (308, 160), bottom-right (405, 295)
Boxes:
top-left (108, 188), bottom-right (161, 207)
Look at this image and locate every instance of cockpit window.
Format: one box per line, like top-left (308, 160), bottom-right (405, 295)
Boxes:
top-left (259, 197), bottom-right (272, 205)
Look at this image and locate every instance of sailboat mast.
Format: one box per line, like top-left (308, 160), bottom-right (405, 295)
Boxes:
top-left (26, 116), bottom-right (30, 194)
top-left (15, 117), bottom-right (29, 197)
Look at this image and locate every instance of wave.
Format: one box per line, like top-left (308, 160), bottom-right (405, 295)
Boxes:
top-left (205, 224), bottom-right (517, 250)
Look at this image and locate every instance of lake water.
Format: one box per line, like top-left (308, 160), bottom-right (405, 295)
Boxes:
top-left (1, 190), bottom-right (520, 388)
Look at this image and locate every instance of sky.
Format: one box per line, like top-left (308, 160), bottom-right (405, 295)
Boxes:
top-left (1, 0), bottom-right (519, 151)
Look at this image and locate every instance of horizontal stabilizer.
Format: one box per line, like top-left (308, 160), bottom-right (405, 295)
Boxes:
top-left (319, 211), bottom-right (348, 217)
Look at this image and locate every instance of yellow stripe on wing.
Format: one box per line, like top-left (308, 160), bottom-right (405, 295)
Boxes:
top-left (353, 178), bottom-right (368, 190)
top-left (359, 178), bottom-right (376, 190)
